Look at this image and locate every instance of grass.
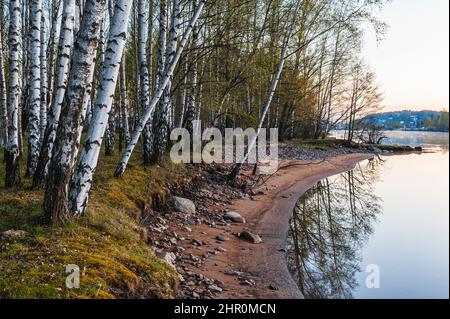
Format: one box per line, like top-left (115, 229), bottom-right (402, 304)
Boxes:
top-left (0, 140), bottom-right (189, 299)
top-left (291, 138), bottom-right (348, 150)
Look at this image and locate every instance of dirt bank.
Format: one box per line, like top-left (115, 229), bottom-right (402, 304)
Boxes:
top-left (174, 153), bottom-right (373, 299)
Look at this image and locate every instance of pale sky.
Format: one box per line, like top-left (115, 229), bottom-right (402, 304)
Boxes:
top-left (363, 0), bottom-right (449, 112)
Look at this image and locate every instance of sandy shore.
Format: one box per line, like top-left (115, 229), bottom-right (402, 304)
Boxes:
top-left (179, 153), bottom-right (373, 299)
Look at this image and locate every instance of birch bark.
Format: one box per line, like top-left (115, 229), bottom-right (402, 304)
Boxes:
top-left (69, 0), bottom-right (134, 215)
top-left (44, 0), bottom-right (107, 225)
top-left (26, 0), bottom-right (43, 177)
top-left (115, 1), bottom-right (205, 177)
top-left (5, 0), bottom-right (22, 188)
top-left (153, 0), bottom-right (181, 162)
top-left (33, 0), bottom-right (76, 187)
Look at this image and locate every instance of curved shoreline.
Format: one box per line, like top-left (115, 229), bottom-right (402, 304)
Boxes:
top-left (183, 153), bottom-right (374, 299)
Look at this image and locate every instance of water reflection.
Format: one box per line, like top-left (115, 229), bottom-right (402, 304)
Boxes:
top-left (286, 159), bottom-right (383, 299)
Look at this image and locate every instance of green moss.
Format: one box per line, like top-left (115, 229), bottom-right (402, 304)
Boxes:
top-left (0, 143), bottom-right (187, 299)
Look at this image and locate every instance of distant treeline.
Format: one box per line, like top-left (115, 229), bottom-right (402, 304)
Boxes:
top-left (362, 110), bottom-right (449, 132)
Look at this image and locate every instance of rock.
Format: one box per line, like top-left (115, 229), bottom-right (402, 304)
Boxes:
top-left (223, 211), bottom-right (246, 223)
top-left (216, 247), bottom-right (227, 252)
top-left (173, 196), bottom-right (196, 215)
top-left (208, 284), bottom-right (223, 293)
top-left (159, 252), bottom-right (177, 268)
top-left (415, 146), bottom-right (423, 151)
top-left (268, 285), bottom-right (278, 291)
top-left (2, 230), bottom-right (27, 239)
top-left (183, 226), bottom-right (192, 233)
top-left (216, 234), bottom-right (229, 242)
top-left (192, 239), bottom-right (203, 246)
top-left (169, 237), bottom-right (177, 245)
top-left (239, 278), bottom-right (256, 286)
top-left (239, 231), bottom-right (262, 244)
top-left (225, 270), bottom-right (242, 276)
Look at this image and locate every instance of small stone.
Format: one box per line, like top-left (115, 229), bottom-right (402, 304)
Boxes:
top-left (239, 278), bottom-right (256, 286)
top-left (192, 239), bottom-right (203, 246)
top-left (169, 237), bottom-right (177, 245)
top-left (268, 285), bottom-right (278, 291)
top-left (239, 231), bottom-right (262, 244)
top-left (173, 196), bottom-right (196, 215)
top-left (225, 270), bottom-right (242, 276)
top-left (183, 226), bottom-right (192, 233)
top-left (208, 284), bottom-right (223, 293)
top-left (223, 211), bottom-right (246, 223)
top-left (2, 230), bottom-right (27, 239)
top-left (216, 234), bottom-right (229, 242)
top-left (159, 252), bottom-right (177, 268)
top-left (216, 247), bottom-right (227, 252)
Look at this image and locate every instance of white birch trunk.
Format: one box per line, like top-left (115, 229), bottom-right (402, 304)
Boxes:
top-left (5, 0), bottom-right (22, 188)
top-left (40, 13), bottom-right (48, 145)
top-left (137, 0), bottom-right (153, 164)
top-left (46, 0), bottom-right (61, 109)
top-left (44, 0), bottom-right (107, 225)
top-left (115, 1), bottom-right (205, 177)
top-left (0, 20), bottom-right (8, 147)
top-left (69, 0), bottom-right (134, 215)
top-left (185, 0), bottom-right (199, 135)
top-left (26, 0), bottom-right (43, 177)
top-left (153, 0), bottom-right (181, 161)
top-left (33, 0), bottom-right (76, 187)
top-left (119, 58), bottom-right (130, 148)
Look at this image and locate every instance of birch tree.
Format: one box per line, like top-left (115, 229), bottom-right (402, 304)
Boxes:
top-left (137, 0), bottom-right (153, 164)
top-left (0, 17), bottom-right (7, 147)
top-left (228, 0), bottom-right (302, 181)
top-left (184, 0), bottom-right (199, 136)
top-left (44, 0), bottom-right (107, 225)
top-left (46, 0), bottom-right (62, 109)
top-left (115, 1), bottom-right (205, 177)
top-left (26, 0), bottom-right (43, 177)
top-left (153, 0), bottom-right (181, 163)
top-left (5, 0), bottom-right (22, 188)
top-left (40, 12), bottom-right (48, 145)
top-left (33, 0), bottom-right (76, 187)
top-left (119, 59), bottom-right (130, 151)
top-left (69, 0), bottom-right (134, 216)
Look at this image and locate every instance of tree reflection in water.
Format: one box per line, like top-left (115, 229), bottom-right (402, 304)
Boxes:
top-left (286, 158), bottom-right (384, 299)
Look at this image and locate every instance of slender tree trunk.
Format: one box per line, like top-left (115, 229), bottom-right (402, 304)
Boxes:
top-left (119, 59), bottom-right (130, 151)
top-left (46, 0), bottom-right (61, 109)
top-left (138, 0), bottom-right (153, 164)
top-left (33, 0), bottom-right (76, 187)
top-left (229, 1), bottom-right (301, 181)
top-left (115, 1), bottom-right (205, 177)
top-left (0, 18), bottom-right (7, 147)
top-left (69, 0), bottom-right (133, 216)
top-left (185, 0), bottom-right (199, 136)
top-left (26, 0), bottom-right (43, 177)
top-left (153, 0), bottom-right (181, 163)
top-left (39, 12), bottom-right (48, 145)
top-left (104, 101), bottom-right (116, 156)
top-left (44, 0), bottom-right (107, 225)
top-left (5, 0), bottom-right (22, 188)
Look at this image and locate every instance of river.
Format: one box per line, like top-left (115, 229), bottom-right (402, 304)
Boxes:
top-left (286, 131), bottom-right (449, 299)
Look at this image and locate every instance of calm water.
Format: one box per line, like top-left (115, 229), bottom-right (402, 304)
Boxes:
top-left (287, 132), bottom-right (449, 299)
top-left (331, 130), bottom-right (450, 151)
